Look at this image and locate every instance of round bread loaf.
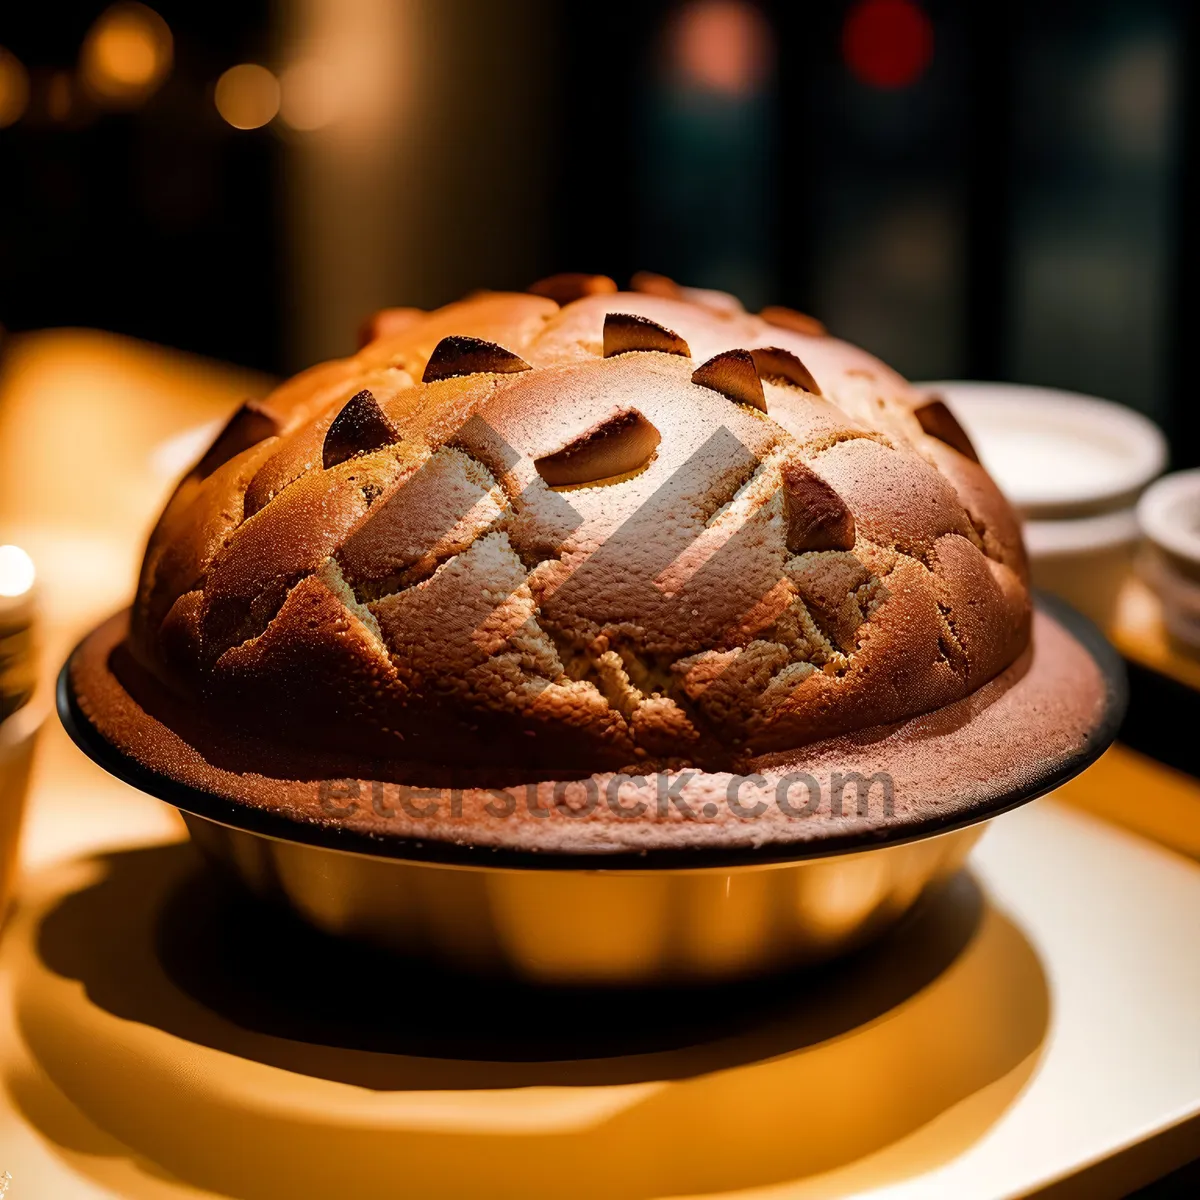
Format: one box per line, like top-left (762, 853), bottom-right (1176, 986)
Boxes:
top-left (129, 274), bottom-right (1029, 781)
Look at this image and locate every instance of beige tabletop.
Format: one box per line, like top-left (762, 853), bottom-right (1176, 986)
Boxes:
top-left (2, 790), bottom-right (1200, 1200)
top-left (1, 333), bottom-right (1199, 1199)
top-left (1051, 576), bottom-right (1200, 860)
top-left (1110, 574), bottom-right (1200, 695)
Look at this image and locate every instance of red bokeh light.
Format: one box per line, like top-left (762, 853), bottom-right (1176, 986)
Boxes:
top-left (842, 0), bottom-right (934, 90)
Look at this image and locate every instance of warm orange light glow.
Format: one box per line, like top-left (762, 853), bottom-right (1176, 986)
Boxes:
top-left (215, 64), bottom-right (281, 130)
top-left (81, 3), bottom-right (173, 106)
top-left (0, 47), bottom-right (30, 128)
top-left (46, 71), bottom-right (73, 122)
top-left (279, 58), bottom-right (343, 131)
top-left (671, 0), bottom-right (774, 97)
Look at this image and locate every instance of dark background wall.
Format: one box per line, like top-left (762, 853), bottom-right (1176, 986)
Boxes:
top-left (0, 1), bottom-right (280, 370)
top-left (0, 0), bottom-right (1195, 464)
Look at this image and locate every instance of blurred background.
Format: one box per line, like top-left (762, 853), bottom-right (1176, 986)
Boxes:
top-left (0, 0), bottom-right (1195, 464)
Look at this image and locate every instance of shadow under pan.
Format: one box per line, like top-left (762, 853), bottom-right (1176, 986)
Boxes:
top-left (8, 839), bottom-right (1052, 1198)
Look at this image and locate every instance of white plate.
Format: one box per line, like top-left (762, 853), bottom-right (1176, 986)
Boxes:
top-left (917, 381), bottom-right (1167, 520)
top-left (1138, 469), bottom-right (1200, 569)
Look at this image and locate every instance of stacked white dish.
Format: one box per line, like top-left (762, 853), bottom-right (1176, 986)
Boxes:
top-left (1137, 470), bottom-right (1200, 653)
top-left (918, 382), bottom-right (1168, 631)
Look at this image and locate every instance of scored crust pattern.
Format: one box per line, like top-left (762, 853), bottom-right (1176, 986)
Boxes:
top-left (130, 276), bottom-right (1030, 778)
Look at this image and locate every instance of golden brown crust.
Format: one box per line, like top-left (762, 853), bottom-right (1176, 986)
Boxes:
top-left (527, 272), bottom-right (618, 305)
top-left (71, 606), bottom-right (1107, 856)
top-left (126, 282), bottom-right (1033, 779)
top-left (760, 304), bottom-right (828, 338)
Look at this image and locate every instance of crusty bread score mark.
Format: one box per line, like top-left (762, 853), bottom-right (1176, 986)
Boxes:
top-left (911, 395), bottom-right (981, 463)
top-left (690, 346), bottom-right (824, 414)
top-left (322, 388), bottom-right (403, 469)
top-left (781, 460), bottom-right (857, 553)
top-left (535, 409), bottom-right (662, 488)
top-left (195, 400), bottom-right (281, 479)
top-left (691, 349), bottom-right (767, 412)
top-left (630, 270), bottom-right (683, 300)
top-left (749, 346), bottom-right (823, 396)
top-left (422, 335), bottom-right (532, 383)
top-left (760, 304), bottom-right (828, 338)
top-left (602, 312), bottom-right (692, 358)
top-left (526, 272), bottom-right (618, 305)
top-left (652, 450), bottom-right (856, 597)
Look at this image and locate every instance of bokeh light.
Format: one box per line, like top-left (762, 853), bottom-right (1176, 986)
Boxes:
top-left (80, 2), bottom-right (173, 106)
top-left (843, 0), bottom-right (934, 90)
top-left (214, 64), bottom-right (281, 130)
top-left (279, 58), bottom-right (344, 131)
top-left (671, 0), bottom-right (774, 98)
top-left (0, 546), bottom-right (36, 599)
top-left (0, 47), bottom-right (30, 128)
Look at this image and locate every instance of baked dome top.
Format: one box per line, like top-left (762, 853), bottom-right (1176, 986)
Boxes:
top-left (131, 274), bottom-right (1029, 780)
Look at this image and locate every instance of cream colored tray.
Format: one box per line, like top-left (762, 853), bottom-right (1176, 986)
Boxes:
top-left (2, 797), bottom-right (1199, 1200)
